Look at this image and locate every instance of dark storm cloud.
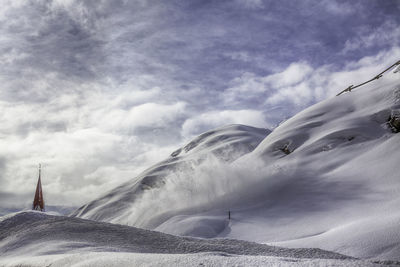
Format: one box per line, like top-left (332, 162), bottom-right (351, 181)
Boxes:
top-left (0, 1), bottom-right (107, 103)
top-left (3, 9), bottom-right (95, 75)
top-left (3, 0), bottom-right (399, 104)
top-left (91, 0), bottom-right (400, 109)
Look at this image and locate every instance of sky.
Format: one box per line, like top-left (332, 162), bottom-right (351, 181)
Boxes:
top-left (1, 0), bottom-right (400, 208)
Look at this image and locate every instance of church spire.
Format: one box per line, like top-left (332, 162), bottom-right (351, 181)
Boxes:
top-left (32, 164), bottom-right (45, 212)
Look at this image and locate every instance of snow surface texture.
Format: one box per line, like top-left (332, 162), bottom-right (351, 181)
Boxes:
top-left (72, 124), bottom-right (270, 228)
top-left (72, 71), bottom-right (400, 262)
top-left (0, 205), bottom-right (77, 217)
top-left (0, 212), bottom-right (390, 267)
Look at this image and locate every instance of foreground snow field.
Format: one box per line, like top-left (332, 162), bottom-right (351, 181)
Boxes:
top-left (70, 71), bottom-right (400, 262)
top-left (0, 212), bottom-right (393, 267)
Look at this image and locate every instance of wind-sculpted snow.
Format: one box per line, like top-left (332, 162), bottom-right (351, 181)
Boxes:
top-left (71, 72), bottom-right (400, 262)
top-left (71, 125), bottom-right (270, 226)
top-left (232, 73), bottom-right (400, 261)
top-left (2, 212), bottom-right (382, 267)
top-left (0, 212), bottom-right (347, 258)
top-left (155, 75), bottom-right (400, 262)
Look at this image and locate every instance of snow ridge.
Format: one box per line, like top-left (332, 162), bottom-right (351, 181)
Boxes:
top-left (0, 212), bottom-right (351, 258)
top-left (71, 124), bottom-right (270, 226)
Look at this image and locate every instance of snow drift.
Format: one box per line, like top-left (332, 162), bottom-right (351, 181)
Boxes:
top-left (72, 71), bottom-right (400, 261)
top-left (71, 124), bottom-right (270, 227)
top-left (2, 211), bottom-right (376, 267)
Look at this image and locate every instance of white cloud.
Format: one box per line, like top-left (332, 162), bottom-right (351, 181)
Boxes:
top-left (182, 110), bottom-right (268, 139)
top-left (223, 47), bottom-right (400, 125)
top-left (0, 85), bottom-right (187, 206)
top-left (342, 20), bottom-right (400, 54)
top-left (97, 102), bottom-right (187, 134)
top-left (224, 62), bottom-right (313, 105)
top-left (265, 62), bottom-right (313, 88)
top-left (267, 47), bottom-right (400, 106)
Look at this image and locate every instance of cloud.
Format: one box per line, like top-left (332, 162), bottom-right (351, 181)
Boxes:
top-left (234, 0), bottom-right (264, 9)
top-left (269, 48), bottom-right (400, 105)
top-left (342, 20), bottom-right (400, 54)
top-left (0, 0), bottom-right (106, 82)
top-left (182, 110), bottom-right (269, 139)
top-left (320, 0), bottom-right (357, 15)
top-left (99, 102), bottom-right (187, 134)
top-left (267, 62), bottom-right (314, 88)
top-left (223, 46), bottom-right (400, 126)
top-left (0, 92), bottom-right (189, 205)
top-left (223, 62), bottom-right (314, 106)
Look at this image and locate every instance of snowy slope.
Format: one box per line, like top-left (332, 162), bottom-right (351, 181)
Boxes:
top-left (157, 73), bottom-right (400, 261)
top-left (71, 72), bottom-right (400, 261)
top-left (71, 124), bottom-right (270, 226)
top-left (1, 211), bottom-right (380, 267)
top-left (245, 74), bottom-right (400, 260)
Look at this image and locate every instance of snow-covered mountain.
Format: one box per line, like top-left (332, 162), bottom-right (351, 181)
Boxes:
top-left (70, 71), bottom-right (400, 261)
top-left (71, 124), bottom-right (270, 225)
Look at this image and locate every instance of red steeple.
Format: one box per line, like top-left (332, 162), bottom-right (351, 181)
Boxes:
top-left (32, 164), bottom-right (45, 212)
